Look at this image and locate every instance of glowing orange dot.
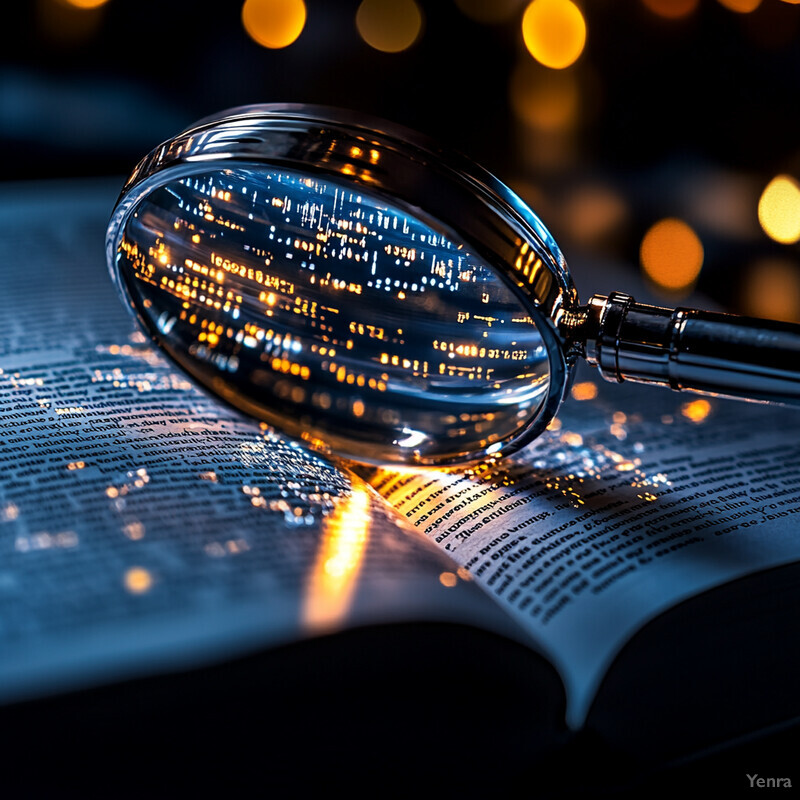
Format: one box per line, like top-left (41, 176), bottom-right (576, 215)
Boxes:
top-left (640, 218), bottom-right (704, 292)
top-left (356, 0), bottom-right (423, 53)
top-left (741, 258), bottom-right (800, 323)
top-left (509, 59), bottom-right (579, 131)
top-left (522, 0), bottom-right (587, 69)
top-left (717, 0), bottom-right (761, 11)
top-left (681, 398), bottom-right (712, 423)
top-left (439, 571), bottom-right (457, 588)
top-left (641, 0), bottom-right (699, 18)
top-left (124, 567), bottom-right (154, 594)
top-left (570, 381), bottom-right (598, 401)
top-left (62, 0), bottom-right (110, 7)
top-left (242, 0), bottom-right (306, 49)
top-left (561, 184), bottom-right (629, 247)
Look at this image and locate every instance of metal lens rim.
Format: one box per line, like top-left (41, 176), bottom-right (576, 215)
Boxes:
top-left (106, 104), bottom-right (576, 465)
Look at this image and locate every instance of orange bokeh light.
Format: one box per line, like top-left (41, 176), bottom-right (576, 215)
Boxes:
top-left (241, 0), bottom-right (306, 49)
top-left (571, 381), bottom-right (598, 401)
top-left (61, 0), bottom-right (110, 7)
top-left (717, 0), bottom-right (761, 11)
top-left (640, 218), bottom-right (704, 292)
top-left (641, 0), bottom-right (699, 18)
top-left (439, 571), bottom-right (458, 588)
top-left (681, 398), bottom-right (712, 423)
top-left (356, 0), bottom-right (423, 53)
top-left (509, 59), bottom-right (579, 131)
top-left (741, 258), bottom-right (800, 323)
top-left (124, 567), bottom-right (154, 594)
top-left (521, 0), bottom-right (586, 69)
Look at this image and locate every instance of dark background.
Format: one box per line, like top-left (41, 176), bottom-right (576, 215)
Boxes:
top-left (2, 1), bottom-right (800, 795)
top-left (3, 0), bottom-right (800, 316)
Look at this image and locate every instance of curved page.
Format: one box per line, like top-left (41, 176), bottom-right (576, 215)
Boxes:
top-left (0, 180), bottom-right (520, 704)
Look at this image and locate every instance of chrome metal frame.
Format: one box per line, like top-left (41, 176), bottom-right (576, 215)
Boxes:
top-left (107, 103), bottom-right (800, 466)
top-left (107, 103), bottom-right (580, 462)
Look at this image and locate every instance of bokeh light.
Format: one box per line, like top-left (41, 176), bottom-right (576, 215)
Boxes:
top-left (682, 171), bottom-right (760, 240)
top-left (124, 567), bottom-right (154, 594)
top-left (640, 218), bottom-right (704, 292)
top-left (681, 398), bottom-right (712, 423)
top-left (439, 571), bottom-right (458, 587)
top-left (571, 381), bottom-right (599, 400)
top-left (356, 0), bottom-right (423, 53)
top-left (758, 175), bottom-right (800, 244)
top-left (242, 0), bottom-right (306, 50)
top-left (740, 257), bottom-right (800, 322)
top-left (717, 0), bottom-right (761, 12)
top-left (641, 0), bottom-right (699, 19)
top-left (62, 0), bottom-right (110, 8)
top-left (561, 183), bottom-right (629, 248)
top-left (745, 1), bottom-right (800, 48)
top-left (38, 0), bottom-right (107, 43)
top-left (455, 0), bottom-right (524, 24)
top-left (509, 59), bottom-right (579, 131)
top-left (521, 0), bottom-right (587, 70)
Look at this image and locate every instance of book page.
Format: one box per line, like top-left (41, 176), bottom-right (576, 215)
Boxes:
top-left (370, 364), bottom-right (800, 728)
top-left (0, 180), bottom-right (517, 704)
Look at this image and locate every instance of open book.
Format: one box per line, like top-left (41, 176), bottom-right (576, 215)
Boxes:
top-left (3, 179), bottom-right (800, 792)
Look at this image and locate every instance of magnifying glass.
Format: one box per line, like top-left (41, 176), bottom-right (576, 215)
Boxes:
top-left (106, 104), bottom-right (800, 467)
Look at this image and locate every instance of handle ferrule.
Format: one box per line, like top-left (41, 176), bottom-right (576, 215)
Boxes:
top-left (571, 292), bottom-right (800, 405)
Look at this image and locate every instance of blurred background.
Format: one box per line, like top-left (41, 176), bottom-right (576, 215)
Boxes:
top-left (2, 0), bottom-right (800, 319)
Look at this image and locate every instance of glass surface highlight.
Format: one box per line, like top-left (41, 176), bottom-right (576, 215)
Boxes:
top-left (115, 166), bottom-right (550, 464)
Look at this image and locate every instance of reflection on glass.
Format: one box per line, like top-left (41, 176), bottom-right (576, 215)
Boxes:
top-left (116, 166), bottom-right (549, 464)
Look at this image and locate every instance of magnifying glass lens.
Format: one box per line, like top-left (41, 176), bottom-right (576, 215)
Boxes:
top-left (116, 166), bottom-right (550, 465)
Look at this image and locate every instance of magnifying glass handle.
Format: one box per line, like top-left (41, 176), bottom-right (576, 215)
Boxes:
top-left (568, 292), bottom-right (800, 406)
